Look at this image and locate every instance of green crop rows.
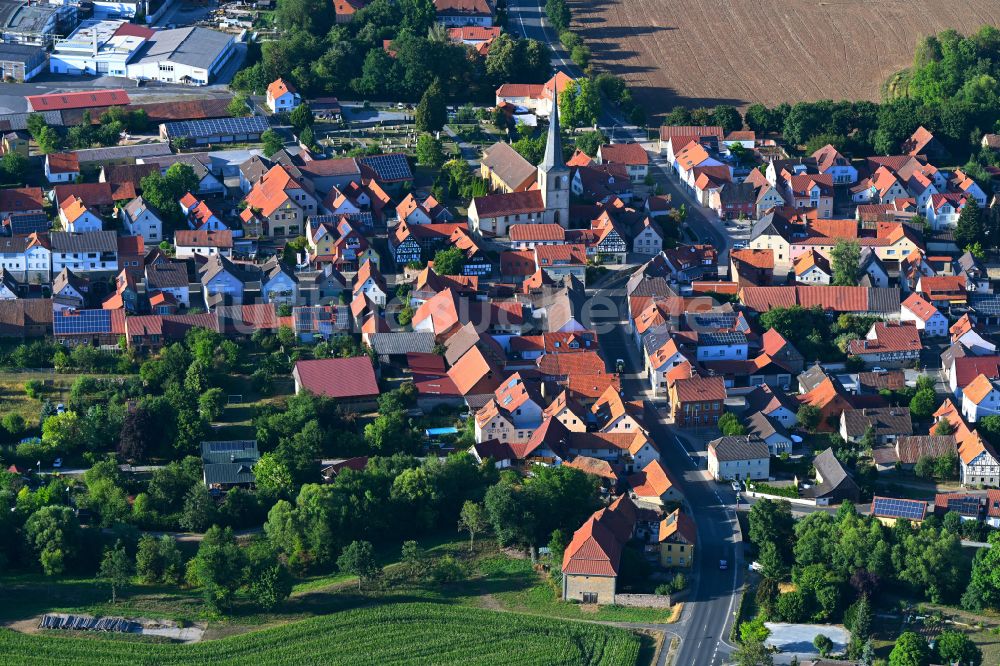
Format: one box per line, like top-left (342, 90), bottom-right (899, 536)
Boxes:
top-left (0, 603), bottom-right (640, 665)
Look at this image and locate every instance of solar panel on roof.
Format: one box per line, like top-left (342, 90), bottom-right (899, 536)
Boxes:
top-left (208, 441), bottom-right (253, 453)
top-left (946, 496), bottom-right (982, 516)
top-left (873, 497), bottom-right (925, 520)
top-left (53, 309), bottom-right (112, 335)
top-left (163, 116), bottom-right (269, 139)
top-left (359, 154), bottom-right (412, 182)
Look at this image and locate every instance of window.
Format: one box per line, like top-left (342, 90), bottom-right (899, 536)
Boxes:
top-left (582, 592), bottom-right (598, 604)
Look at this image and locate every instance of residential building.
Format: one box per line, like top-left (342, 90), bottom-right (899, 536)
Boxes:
top-left (561, 494), bottom-right (637, 604)
top-left (120, 197), bottom-right (163, 245)
top-left (266, 78), bottom-right (301, 113)
top-left (434, 0), bottom-right (494, 26)
top-left (260, 258), bottom-right (299, 307)
top-left (669, 375), bottom-right (726, 427)
top-left (658, 509), bottom-right (696, 568)
top-left (840, 407), bottom-right (913, 445)
top-left (44, 153), bottom-right (79, 184)
top-left (958, 431), bottom-right (1000, 487)
top-left (145, 263), bottom-right (190, 309)
top-left (58, 196), bottom-right (103, 233)
top-left (707, 436), bottom-right (770, 481)
top-left (900, 292), bottom-right (947, 337)
top-left (174, 230), bottom-right (233, 259)
top-left (293, 357), bottom-right (379, 411)
top-left (201, 440), bottom-right (260, 491)
top-left (597, 143), bottom-right (649, 181)
top-left (962, 374), bottom-right (1000, 423)
top-left (847, 321), bottom-right (922, 367)
top-left (50, 231), bottom-right (118, 274)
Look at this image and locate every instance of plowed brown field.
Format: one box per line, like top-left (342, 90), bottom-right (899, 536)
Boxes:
top-left (573, 0), bottom-right (1000, 112)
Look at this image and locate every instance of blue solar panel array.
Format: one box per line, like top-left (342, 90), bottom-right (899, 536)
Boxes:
top-left (360, 154), bottom-right (413, 182)
top-left (53, 309), bottom-right (112, 335)
top-left (163, 116), bottom-right (269, 139)
top-left (872, 497), bottom-right (926, 520)
top-left (8, 213), bottom-right (50, 235)
top-left (946, 495), bottom-right (982, 517)
top-left (207, 441), bottom-right (254, 453)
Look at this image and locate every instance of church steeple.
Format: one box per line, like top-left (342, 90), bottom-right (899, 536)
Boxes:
top-left (539, 94), bottom-right (565, 174)
top-left (537, 91), bottom-right (570, 227)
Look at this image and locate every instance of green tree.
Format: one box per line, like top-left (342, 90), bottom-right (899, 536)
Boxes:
top-left (187, 526), bottom-right (246, 611)
top-left (415, 79), bottom-right (447, 133)
top-left (797, 404), bottom-right (821, 432)
top-left (24, 505), bottom-right (79, 575)
top-left (135, 534), bottom-right (184, 584)
top-left (739, 616), bottom-right (771, 644)
top-left (261, 129), bottom-right (284, 157)
top-left (732, 640), bottom-right (774, 666)
top-left (227, 94), bottom-right (251, 117)
top-left (831, 240), bottom-right (861, 286)
top-left (574, 130), bottom-right (605, 156)
top-left (337, 539), bottom-right (381, 590)
top-left (457, 500), bottom-right (487, 550)
top-left (718, 412), bottom-right (746, 436)
top-left (180, 484), bottom-right (217, 532)
top-left (935, 630), bottom-right (982, 666)
top-left (400, 540), bottom-right (430, 581)
top-left (889, 631), bottom-right (930, 666)
top-left (955, 203), bottom-right (985, 251)
top-left (544, 0), bottom-right (570, 33)
top-left (909, 388), bottom-right (937, 419)
top-left (1, 151), bottom-right (28, 184)
top-left (99, 541), bottom-right (134, 604)
top-left (254, 453), bottom-right (295, 498)
top-left (432, 246), bottom-right (465, 275)
top-left (963, 532), bottom-right (1000, 610)
top-left (712, 105), bottom-right (742, 133)
top-left (35, 126), bottom-right (61, 154)
top-left (416, 133), bottom-right (445, 167)
top-left (289, 103), bottom-right (314, 132)
top-left (813, 634), bottom-right (833, 657)
top-left (42, 410), bottom-right (82, 454)
top-left (776, 590), bottom-right (807, 622)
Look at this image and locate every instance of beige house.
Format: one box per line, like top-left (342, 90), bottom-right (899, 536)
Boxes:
top-left (658, 509), bottom-right (696, 568)
top-left (562, 495), bottom-right (637, 604)
top-left (480, 141), bottom-right (536, 193)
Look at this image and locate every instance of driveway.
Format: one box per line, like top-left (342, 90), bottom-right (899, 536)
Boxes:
top-left (764, 622), bottom-right (851, 663)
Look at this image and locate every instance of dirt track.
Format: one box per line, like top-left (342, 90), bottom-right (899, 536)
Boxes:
top-left (572, 0), bottom-right (1000, 112)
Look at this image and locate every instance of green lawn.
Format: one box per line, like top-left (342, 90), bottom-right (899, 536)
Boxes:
top-left (0, 603), bottom-right (641, 665)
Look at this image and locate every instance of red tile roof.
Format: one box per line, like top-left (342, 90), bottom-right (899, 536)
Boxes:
top-left (509, 223), bottom-right (565, 242)
top-left (27, 89), bottom-right (129, 111)
top-left (562, 495), bottom-right (637, 577)
top-left (901, 292), bottom-right (940, 322)
top-left (472, 190), bottom-right (545, 218)
top-left (673, 375), bottom-right (725, 403)
top-left (294, 357), bottom-right (379, 400)
top-left (600, 142), bottom-right (648, 166)
top-left (175, 229), bottom-right (233, 248)
top-left (47, 152), bottom-right (79, 174)
top-left (848, 322), bottom-right (921, 356)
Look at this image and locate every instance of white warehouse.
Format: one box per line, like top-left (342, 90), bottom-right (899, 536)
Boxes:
top-left (49, 19), bottom-right (235, 86)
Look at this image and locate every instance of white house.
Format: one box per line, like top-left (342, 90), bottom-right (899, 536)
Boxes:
top-left (120, 196), bottom-right (163, 245)
top-left (900, 292), bottom-right (948, 338)
top-left (50, 231), bottom-right (118, 274)
top-left (44, 153), bottom-right (79, 184)
top-left (694, 330), bottom-right (748, 363)
top-left (925, 193), bottom-right (968, 230)
top-left (707, 436), bottom-right (770, 481)
top-left (959, 431), bottom-right (1000, 487)
top-left (266, 78), bottom-right (300, 113)
top-left (174, 230), bottom-right (233, 259)
top-left (201, 255), bottom-right (247, 307)
top-left (353, 260), bottom-right (387, 307)
top-left (632, 218), bottom-right (664, 255)
top-left (962, 374), bottom-right (1000, 423)
top-left (145, 263), bottom-right (190, 309)
top-left (59, 196), bottom-right (103, 233)
top-left (261, 258), bottom-right (299, 307)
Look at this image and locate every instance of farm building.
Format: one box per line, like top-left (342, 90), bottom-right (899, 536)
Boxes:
top-left (160, 116), bottom-right (270, 146)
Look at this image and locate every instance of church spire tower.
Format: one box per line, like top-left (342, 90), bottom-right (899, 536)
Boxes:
top-left (538, 94), bottom-right (570, 227)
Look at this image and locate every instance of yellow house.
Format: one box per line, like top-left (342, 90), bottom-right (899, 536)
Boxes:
top-left (2, 131), bottom-right (28, 159)
top-left (749, 216), bottom-right (793, 274)
top-left (658, 509), bottom-right (696, 568)
top-left (358, 248), bottom-right (380, 271)
top-left (480, 141), bottom-right (536, 193)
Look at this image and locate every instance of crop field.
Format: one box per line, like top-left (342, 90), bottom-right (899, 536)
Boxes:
top-left (572, 0), bottom-right (1000, 112)
top-left (0, 603), bottom-right (641, 665)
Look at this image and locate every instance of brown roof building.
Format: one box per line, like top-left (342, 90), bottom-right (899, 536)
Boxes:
top-left (292, 357), bottom-right (379, 410)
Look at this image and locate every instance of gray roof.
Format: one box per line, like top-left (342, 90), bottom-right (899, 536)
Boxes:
top-left (367, 331), bottom-right (435, 356)
top-left (1, 111), bottom-right (62, 130)
top-left (49, 231), bottom-right (117, 253)
top-left (200, 254), bottom-right (254, 286)
top-left (132, 27), bottom-right (233, 68)
top-left (539, 91), bottom-right (565, 174)
top-left (200, 439), bottom-right (259, 463)
top-left (0, 42), bottom-right (44, 64)
top-left (140, 153), bottom-right (211, 179)
top-left (240, 154), bottom-right (271, 183)
top-left (162, 116), bottom-right (269, 140)
top-left (262, 257), bottom-right (297, 285)
top-left (866, 287), bottom-right (902, 314)
top-left (798, 363), bottom-right (833, 394)
top-left (123, 196), bottom-right (161, 222)
top-left (481, 141), bottom-right (535, 189)
top-left (74, 142), bottom-right (172, 164)
top-left (811, 447), bottom-right (859, 499)
top-left (709, 436), bottom-right (770, 462)
top-left (700, 331), bottom-right (747, 347)
top-left (204, 462), bottom-right (255, 486)
top-left (842, 407), bottom-right (913, 438)
top-left (145, 262), bottom-right (189, 289)
top-left (52, 267), bottom-right (86, 295)
top-left (746, 411), bottom-right (789, 441)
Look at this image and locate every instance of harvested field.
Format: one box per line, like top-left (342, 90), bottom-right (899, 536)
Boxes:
top-left (573, 0), bottom-right (1000, 112)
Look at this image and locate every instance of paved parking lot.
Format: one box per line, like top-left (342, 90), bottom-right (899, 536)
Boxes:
top-left (764, 623), bottom-right (850, 663)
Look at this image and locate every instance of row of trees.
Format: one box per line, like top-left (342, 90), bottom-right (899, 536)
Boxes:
top-left (234, 0), bottom-right (550, 104)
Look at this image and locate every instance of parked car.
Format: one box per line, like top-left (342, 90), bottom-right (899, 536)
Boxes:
top-left (731, 481), bottom-right (741, 492)
top-left (52, 458), bottom-right (62, 469)
top-left (719, 559), bottom-right (728, 570)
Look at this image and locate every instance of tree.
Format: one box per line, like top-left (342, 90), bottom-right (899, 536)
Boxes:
top-left (831, 240), bottom-right (861, 286)
top-left (712, 105), bottom-right (742, 133)
top-left (261, 129), bottom-right (284, 157)
top-left (797, 404), bottom-right (822, 432)
top-left (199, 388), bottom-right (226, 422)
top-left (136, 534), bottom-right (183, 584)
top-left (42, 410), bottom-right (82, 453)
top-left (544, 0), bottom-right (570, 33)
top-left (187, 527), bottom-right (246, 611)
top-left (99, 541), bottom-right (134, 604)
top-left (289, 103), bottom-right (314, 132)
top-left (776, 590), bottom-right (807, 622)
top-left (458, 500), bottom-right (487, 550)
top-left (254, 453), bottom-right (295, 498)
top-left (889, 631), bottom-right (930, 666)
top-left (963, 532), bottom-right (1000, 610)
top-left (118, 406), bottom-right (154, 462)
top-left (909, 388), bottom-right (937, 419)
top-left (227, 94), bottom-right (251, 117)
top-left (415, 79), bottom-right (447, 133)
top-left (1, 151), bottom-right (27, 184)
top-left (35, 126), bottom-right (61, 154)
top-left (718, 412), bottom-right (746, 436)
top-left (933, 418), bottom-right (954, 436)
top-left (955, 203), bottom-right (985, 251)
top-left (337, 540), bottom-right (381, 590)
top-left (400, 540), bottom-right (431, 581)
top-left (739, 616), bottom-right (771, 644)
top-left (574, 130), bottom-right (605, 156)
top-left (813, 634), bottom-right (833, 657)
top-left (24, 505), bottom-right (79, 575)
top-left (416, 133), bottom-right (445, 168)
top-left (432, 246), bottom-right (465, 275)
top-left (935, 630), bottom-right (982, 666)
top-left (732, 639), bottom-right (774, 666)
top-left (180, 484), bottom-right (217, 532)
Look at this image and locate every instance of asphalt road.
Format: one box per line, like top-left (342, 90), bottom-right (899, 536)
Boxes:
top-left (590, 272), bottom-right (743, 665)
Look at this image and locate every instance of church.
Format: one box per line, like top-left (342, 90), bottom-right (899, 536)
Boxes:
top-left (467, 100), bottom-right (570, 236)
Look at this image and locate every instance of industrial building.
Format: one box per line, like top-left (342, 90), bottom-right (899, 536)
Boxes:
top-left (49, 19), bottom-right (236, 85)
top-left (0, 0), bottom-right (77, 47)
top-left (0, 42), bottom-right (45, 81)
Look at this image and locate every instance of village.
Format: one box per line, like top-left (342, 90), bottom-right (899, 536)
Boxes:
top-left (0, 0), bottom-right (1000, 665)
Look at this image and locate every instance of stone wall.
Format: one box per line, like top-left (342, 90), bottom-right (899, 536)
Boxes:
top-left (614, 593), bottom-right (673, 608)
